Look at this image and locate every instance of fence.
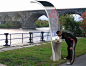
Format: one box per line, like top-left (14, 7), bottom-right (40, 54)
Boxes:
top-left (0, 32), bottom-right (50, 46)
top-left (74, 33), bottom-right (86, 37)
top-left (0, 32), bottom-right (85, 46)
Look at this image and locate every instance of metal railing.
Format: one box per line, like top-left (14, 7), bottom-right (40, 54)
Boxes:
top-left (0, 32), bottom-right (50, 46)
top-left (74, 33), bottom-right (86, 37)
top-left (0, 32), bottom-right (85, 46)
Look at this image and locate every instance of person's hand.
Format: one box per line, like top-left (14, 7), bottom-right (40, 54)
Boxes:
top-left (70, 47), bottom-right (73, 50)
top-left (59, 37), bottom-right (61, 39)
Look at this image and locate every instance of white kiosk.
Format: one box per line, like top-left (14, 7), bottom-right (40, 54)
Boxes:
top-left (31, 0), bottom-right (62, 61)
top-left (50, 36), bottom-right (62, 61)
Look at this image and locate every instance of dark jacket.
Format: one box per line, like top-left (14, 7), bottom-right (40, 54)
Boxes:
top-left (62, 32), bottom-right (77, 47)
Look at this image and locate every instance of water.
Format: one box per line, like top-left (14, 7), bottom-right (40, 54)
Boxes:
top-left (0, 27), bottom-right (51, 46)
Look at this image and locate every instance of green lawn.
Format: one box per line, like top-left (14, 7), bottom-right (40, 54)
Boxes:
top-left (0, 38), bottom-right (86, 66)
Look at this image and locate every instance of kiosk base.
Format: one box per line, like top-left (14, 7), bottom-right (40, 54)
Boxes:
top-left (50, 39), bottom-right (62, 61)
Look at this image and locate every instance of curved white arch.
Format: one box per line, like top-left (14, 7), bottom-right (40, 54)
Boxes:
top-left (31, 0), bottom-right (60, 61)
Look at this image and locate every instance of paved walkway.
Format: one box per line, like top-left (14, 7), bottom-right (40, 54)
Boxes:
top-left (0, 43), bottom-right (45, 52)
top-left (0, 64), bottom-right (6, 66)
top-left (59, 54), bottom-right (86, 66)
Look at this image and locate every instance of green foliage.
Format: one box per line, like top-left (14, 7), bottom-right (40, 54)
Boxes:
top-left (11, 22), bottom-right (21, 28)
top-left (81, 17), bottom-right (86, 32)
top-left (36, 19), bottom-right (49, 27)
top-left (0, 21), bottom-right (11, 28)
top-left (59, 14), bottom-right (75, 31)
top-left (59, 14), bottom-right (84, 36)
top-left (0, 21), bottom-right (21, 28)
top-left (36, 20), bottom-right (41, 27)
top-left (5, 21), bottom-right (11, 28)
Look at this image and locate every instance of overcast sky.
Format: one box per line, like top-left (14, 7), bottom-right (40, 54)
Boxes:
top-left (0, 0), bottom-right (85, 21)
top-left (38, 14), bottom-right (83, 22)
top-left (0, 0), bottom-right (85, 12)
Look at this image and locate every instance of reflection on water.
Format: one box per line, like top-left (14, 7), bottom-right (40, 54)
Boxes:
top-left (0, 27), bottom-right (51, 46)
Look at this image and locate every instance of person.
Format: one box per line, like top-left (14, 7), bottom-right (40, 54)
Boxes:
top-left (56, 30), bottom-right (77, 65)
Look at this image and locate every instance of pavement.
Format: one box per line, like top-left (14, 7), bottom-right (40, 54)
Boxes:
top-left (59, 54), bottom-right (86, 66)
top-left (0, 42), bottom-right (86, 66)
top-left (59, 37), bottom-right (86, 66)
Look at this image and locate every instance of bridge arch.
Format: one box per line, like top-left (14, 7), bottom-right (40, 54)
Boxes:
top-left (1, 15), bottom-right (10, 24)
top-left (26, 13), bottom-right (47, 29)
top-left (12, 14), bottom-right (22, 22)
top-left (0, 8), bottom-right (86, 29)
top-left (12, 14), bottom-right (22, 28)
top-left (59, 11), bottom-right (81, 17)
top-left (58, 9), bottom-right (83, 17)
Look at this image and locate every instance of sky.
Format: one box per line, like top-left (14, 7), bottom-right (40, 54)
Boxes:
top-left (72, 14), bottom-right (83, 22)
top-left (38, 14), bottom-right (83, 22)
top-left (0, 0), bottom-right (85, 21)
top-left (0, 0), bottom-right (85, 12)
top-left (38, 15), bottom-right (48, 20)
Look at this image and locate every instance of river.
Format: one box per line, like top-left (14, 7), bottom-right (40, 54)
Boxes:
top-left (0, 27), bottom-right (51, 46)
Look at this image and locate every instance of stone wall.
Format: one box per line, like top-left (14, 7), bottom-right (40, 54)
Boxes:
top-left (0, 8), bottom-right (86, 29)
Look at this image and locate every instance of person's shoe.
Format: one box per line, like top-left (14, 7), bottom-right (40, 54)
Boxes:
top-left (63, 58), bottom-right (67, 60)
top-left (63, 57), bottom-right (70, 60)
top-left (66, 61), bottom-right (73, 65)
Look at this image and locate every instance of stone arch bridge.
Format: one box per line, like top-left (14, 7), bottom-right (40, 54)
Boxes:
top-left (0, 8), bottom-right (86, 29)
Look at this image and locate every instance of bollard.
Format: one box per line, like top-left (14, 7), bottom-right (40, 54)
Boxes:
top-left (28, 32), bottom-right (33, 43)
top-left (40, 31), bottom-right (45, 41)
top-left (3, 33), bottom-right (10, 46)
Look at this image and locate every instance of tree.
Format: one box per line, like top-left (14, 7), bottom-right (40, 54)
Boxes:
top-left (0, 21), bottom-right (11, 28)
top-left (59, 14), bottom-right (75, 31)
top-left (81, 11), bottom-right (86, 32)
top-left (0, 21), bottom-right (21, 28)
top-left (5, 21), bottom-right (11, 28)
top-left (36, 19), bottom-right (41, 27)
top-left (36, 19), bottom-right (49, 27)
top-left (59, 14), bottom-right (83, 36)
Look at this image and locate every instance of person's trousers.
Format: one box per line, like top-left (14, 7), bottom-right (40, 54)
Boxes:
top-left (67, 41), bottom-right (77, 63)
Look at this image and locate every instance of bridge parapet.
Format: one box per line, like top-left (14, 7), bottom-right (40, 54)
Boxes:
top-left (0, 8), bottom-right (86, 29)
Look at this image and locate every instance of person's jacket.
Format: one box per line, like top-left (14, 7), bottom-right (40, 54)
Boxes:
top-left (62, 32), bottom-right (77, 47)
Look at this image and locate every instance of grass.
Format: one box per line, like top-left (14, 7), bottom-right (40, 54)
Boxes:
top-left (0, 38), bottom-right (86, 66)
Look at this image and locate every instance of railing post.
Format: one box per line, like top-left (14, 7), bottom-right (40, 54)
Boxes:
top-left (47, 32), bottom-right (49, 40)
top-left (22, 33), bottom-right (23, 43)
top-left (40, 31), bottom-right (45, 41)
top-left (29, 32), bottom-right (33, 43)
top-left (3, 33), bottom-right (10, 46)
top-left (10, 34), bottom-right (11, 46)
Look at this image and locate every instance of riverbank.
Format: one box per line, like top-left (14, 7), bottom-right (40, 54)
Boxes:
top-left (0, 27), bottom-right (50, 46)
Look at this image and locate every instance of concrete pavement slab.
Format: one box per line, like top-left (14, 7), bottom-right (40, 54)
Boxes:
top-left (23, 45), bottom-right (35, 47)
top-left (1, 47), bottom-right (23, 51)
top-left (59, 54), bottom-right (86, 66)
top-left (0, 63), bottom-right (6, 66)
